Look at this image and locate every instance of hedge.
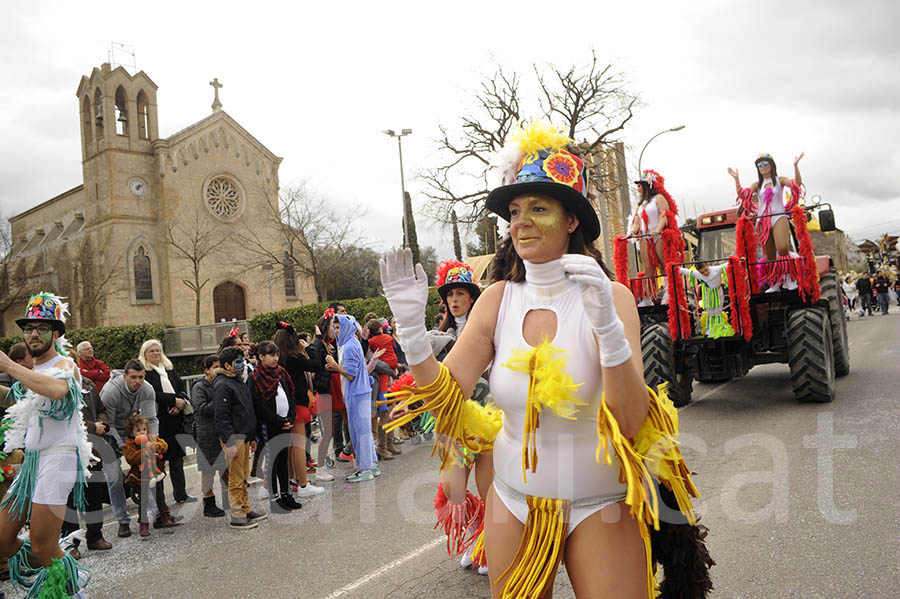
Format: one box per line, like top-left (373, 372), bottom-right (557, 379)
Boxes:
top-left (249, 290), bottom-right (443, 342)
top-left (1, 323), bottom-right (169, 373)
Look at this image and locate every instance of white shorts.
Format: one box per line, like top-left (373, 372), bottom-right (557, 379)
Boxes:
top-left (31, 452), bottom-right (78, 506)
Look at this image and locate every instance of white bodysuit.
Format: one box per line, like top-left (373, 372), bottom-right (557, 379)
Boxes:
top-left (489, 259), bottom-right (626, 535)
top-left (757, 178), bottom-right (788, 228)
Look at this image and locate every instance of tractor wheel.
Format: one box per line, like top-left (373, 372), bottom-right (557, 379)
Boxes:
top-left (787, 307), bottom-right (835, 403)
top-left (641, 323), bottom-right (692, 407)
top-left (819, 271), bottom-right (850, 377)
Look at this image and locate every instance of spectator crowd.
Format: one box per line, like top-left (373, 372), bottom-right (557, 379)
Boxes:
top-left (0, 302), bottom-right (412, 561)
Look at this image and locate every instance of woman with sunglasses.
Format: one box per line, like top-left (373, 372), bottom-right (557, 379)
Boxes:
top-left (728, 152), bottom-right (805, 291)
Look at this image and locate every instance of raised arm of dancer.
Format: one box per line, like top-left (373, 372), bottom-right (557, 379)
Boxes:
top-left (0, 350), bottom-right (69, 400)
top-left (784, 152), bottom-right (804, 187)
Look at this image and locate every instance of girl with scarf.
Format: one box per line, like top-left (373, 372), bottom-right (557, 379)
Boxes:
top-left (333, 314), bottom-right (376, 483)
top-left (728, 152), bottom-right (805, 291)
top-left (251, 341), bottom-right (303, 513)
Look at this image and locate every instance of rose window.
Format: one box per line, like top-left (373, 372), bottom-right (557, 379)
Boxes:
top-left (205, 177), bottom-right (241, 220)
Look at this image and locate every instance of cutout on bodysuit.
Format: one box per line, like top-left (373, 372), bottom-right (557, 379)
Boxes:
top-left (522, 308), bottom-right (557, 348)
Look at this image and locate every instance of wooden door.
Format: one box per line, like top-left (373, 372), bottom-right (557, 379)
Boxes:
top-left (213, 281), bottom-right (246, 322)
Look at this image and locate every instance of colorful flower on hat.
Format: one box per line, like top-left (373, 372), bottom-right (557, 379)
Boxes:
top-left (543, 152), bottom-right (580, 187)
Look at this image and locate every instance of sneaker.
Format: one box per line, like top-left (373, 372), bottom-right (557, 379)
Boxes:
top-left (346, 469), bottom-right (374, 483)
top-left (337, 451), bottom-right (355, 462)
top-left (460, 549), bottom-right (474, 569)
top-left (297, 482), bottom-right (325, 497)
top-left (175, 493), bottom-right (198, 504)
top-left (306, 465), bottom-right (317, 474)
top-left (371, 464), bottom-right (381, 477)
top-left (247, 510), bottom-right (268, 523)
top-left (149, 471), bottom-right (166, 487)
top-left (270, 498), bottom-right (291, 515)
top-left (230, 517), bottom-right (259, 530)
top-left (477, 565), bottom-right (489, 575)
top-left (316, 471), bottom-right (334, 482)
top-left (284, 495), bottom-right (304, 510)
top-left (765, 282), bottom-right (782, 293)
top-left (139, 522), bottom-right (151, 537)
top-left (117, 523), bottom-right (132, 538)
top-left (290, 479), bottom-right (299, 493)
top-left (782, 278), bottom-right (799, 291)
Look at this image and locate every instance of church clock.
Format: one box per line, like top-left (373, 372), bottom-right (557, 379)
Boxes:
top-left (128, 177), bottom-right (148, 197)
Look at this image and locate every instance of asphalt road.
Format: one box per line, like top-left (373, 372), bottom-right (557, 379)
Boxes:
top-left (2, 310), bottom-right (898, 598)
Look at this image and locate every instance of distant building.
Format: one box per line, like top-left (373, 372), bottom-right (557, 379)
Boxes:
top-left (1, 63), bottom-right (314, 335)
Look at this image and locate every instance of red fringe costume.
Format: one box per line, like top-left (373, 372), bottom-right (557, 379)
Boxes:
top-left (727, 256), bottom-right (753, 341)
top-left (433, 482), bottom-right (486, 557)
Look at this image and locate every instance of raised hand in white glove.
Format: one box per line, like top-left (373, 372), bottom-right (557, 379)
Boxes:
top-left (560, 253), bottom-right (633, 368)
top-left (379, 247), bottom-right (432, 366)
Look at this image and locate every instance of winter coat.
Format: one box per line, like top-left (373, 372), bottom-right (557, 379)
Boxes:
top-left (80, 378), bottom-right (112, 461)
top-left (309, 338), bottom-right (333, 395)
top-left (213, 369), bottom-right (257, 445)
top-left (280, 352), bottom-right (319, 408)
top-left (191, 377), bottom-right (220, 464)
top-left (249, 370), bottom-right (296, 442)
top-left (144, 367), bottom-right (188, 460)
top-left (78, 357), bottom-right (111, 392)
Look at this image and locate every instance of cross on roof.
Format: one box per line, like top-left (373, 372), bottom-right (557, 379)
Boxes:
top-left (210, 77), bottom-right (223, 112)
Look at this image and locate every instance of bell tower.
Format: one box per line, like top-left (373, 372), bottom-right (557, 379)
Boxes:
top-left (75, 63), bottom-right (160, 223)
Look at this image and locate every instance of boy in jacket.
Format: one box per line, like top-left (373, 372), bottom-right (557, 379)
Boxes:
top-left (213, 347), bottom-right (266, 529)
top-left (191, 355), bottom-right (228, 518)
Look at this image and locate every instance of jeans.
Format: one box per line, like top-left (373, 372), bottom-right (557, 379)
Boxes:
top-left (860, 293), bottom-right (874, 315)
top-left (345, 392), bottom-right (376, 472)
top-left (877, 292), bottom-right (890, 314)
top-left (102, 456), bottom-right (131, 525)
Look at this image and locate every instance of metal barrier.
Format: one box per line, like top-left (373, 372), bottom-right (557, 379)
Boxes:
top-left (163, 321), bottom-right (250, 358)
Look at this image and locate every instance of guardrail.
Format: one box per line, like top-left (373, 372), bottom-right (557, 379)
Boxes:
top-left (163, 320), bottom-right (250, 358)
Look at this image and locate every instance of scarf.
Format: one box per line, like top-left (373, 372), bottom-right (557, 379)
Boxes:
top-left (252, 363), bottom-right (295, 403)
top-left (150, 364), bottom-right (175, 394)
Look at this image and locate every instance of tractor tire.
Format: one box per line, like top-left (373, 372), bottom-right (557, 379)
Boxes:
top-left (819, 271), bottom-right (850, 377)
top-left (641, 323), bottom-right (692, 407)
top-left (787, 307), bottom-right (835, 403)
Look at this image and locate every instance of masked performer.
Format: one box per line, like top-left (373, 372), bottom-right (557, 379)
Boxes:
top-left (728, 153), bottom-right (805, 291)
top-left (380, 121), bottom-right (711, 599)
top-left (679, 263), bottom-right (735, 338)
top-left (0, 293), bottom-right (91, 597)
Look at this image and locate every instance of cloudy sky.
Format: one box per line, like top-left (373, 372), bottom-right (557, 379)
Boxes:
top-left (2, 0), bottom-right (898, 260)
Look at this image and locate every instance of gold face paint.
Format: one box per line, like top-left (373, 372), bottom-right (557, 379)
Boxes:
top-left (509, 194), bottom-right (570, 253)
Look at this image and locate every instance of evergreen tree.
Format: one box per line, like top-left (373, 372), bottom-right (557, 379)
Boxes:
top-left (404, 192), bottom-right (421, 265)
top-left (451, 210), bottom-right (462, 260)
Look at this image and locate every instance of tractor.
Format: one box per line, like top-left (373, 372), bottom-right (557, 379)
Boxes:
top-left (615, 202), bottom-right (849, 406)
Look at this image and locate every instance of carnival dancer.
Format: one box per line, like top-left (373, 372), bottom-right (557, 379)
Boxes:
top-left (678, 263), bottom-right (735, 338)
top-left (380, 121), bottom-right (712, 599)
top-left (628, 170), bottom-right (681, 304)
top-left (0, 293), bottom-right (91, 597)
top-left (728, 152), bottom-right (805, 291)
top-left (433, 260), bottom-right (493, 575)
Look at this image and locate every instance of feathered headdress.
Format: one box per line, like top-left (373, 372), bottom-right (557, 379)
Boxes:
top-left (492, 119), bottom-right (573, 187)
top-left (436, 259), bottom-right (481, 303)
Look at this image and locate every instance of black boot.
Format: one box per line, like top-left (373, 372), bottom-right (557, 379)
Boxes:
top-left (203, 496), bottom-right (225, 518)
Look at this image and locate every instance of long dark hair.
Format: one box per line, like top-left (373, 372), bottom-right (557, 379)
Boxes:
top-left (756, 157), bottom-right (778, 190)
top-left (489, 225), bottom-right (613, 283)
top-left (316, 316), bottom-right (335, 356)
top-left (273, 328), bottom-right (300, 363)
top-left (637, 181), bottom-right (652, 205)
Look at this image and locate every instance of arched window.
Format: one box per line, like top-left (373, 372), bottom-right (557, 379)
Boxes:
top-left (114, 86), bottom-right (128, 135)
top-left (136, 90), bottom-right (150, 140)
top-left (283, 252), bottom-right (296, 297)
top-left (133, 246), bottom-right (153, 300)
top-left (93, 88), bottom-right (104, 136)
top-left (81, 96), bottom-right (92, 149)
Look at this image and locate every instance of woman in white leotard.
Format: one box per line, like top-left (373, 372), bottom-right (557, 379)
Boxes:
top-left (380, 122), bottom-right (654, 598)
top-left (728, 152), bottom-right (805, 290)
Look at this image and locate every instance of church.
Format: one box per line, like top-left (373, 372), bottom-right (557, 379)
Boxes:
top-left (1, 62), bottom-right (315, 335)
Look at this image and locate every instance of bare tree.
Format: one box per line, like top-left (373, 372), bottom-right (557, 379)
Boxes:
top-left (423, 51), bottom-right (638, 227)
top-left (235, 182), bottom-right (368, 303)
top-left (166, 210), bottom-right (224, 325)
top-left (0, 218), bottom-right (29, 335)
top-left (72, 231), bottom-right (128, 329)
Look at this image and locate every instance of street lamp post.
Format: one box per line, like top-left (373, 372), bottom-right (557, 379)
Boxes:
top-left (637, 125), bottom-right (686, 176)
top-left (383, 128), bottom-right (413, 247)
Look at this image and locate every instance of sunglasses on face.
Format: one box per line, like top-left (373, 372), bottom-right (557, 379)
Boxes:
top-left (23, 324), bottom-right (52, 335)
top-left (756, 161), bottom-right (770, 168)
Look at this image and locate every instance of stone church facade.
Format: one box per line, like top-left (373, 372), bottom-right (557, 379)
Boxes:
top-left (1, 63), bottom-right (315, 335)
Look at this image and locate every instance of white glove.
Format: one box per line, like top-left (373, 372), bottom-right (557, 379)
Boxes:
top-left (379, 248), bottom-right (432, 366)
top-left (560, 254), bottom-right (633, 368)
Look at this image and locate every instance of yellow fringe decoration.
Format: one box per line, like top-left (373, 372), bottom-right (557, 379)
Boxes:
top-left (497, 496), bottom-right (570, 599)
top-left (510, 119), bottom-right (572, 163)
top-left (379, 363), bottom-right (502, 471)
top-left (596, 382), bottom-right (701, 599)
top-left (470, 529), bottom-right (487, 568)
top-left (502, 340), bottom-right (584, 483)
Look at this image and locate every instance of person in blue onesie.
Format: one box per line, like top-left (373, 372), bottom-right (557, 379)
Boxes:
top-left (334, 315), bottom-right (376, 483)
